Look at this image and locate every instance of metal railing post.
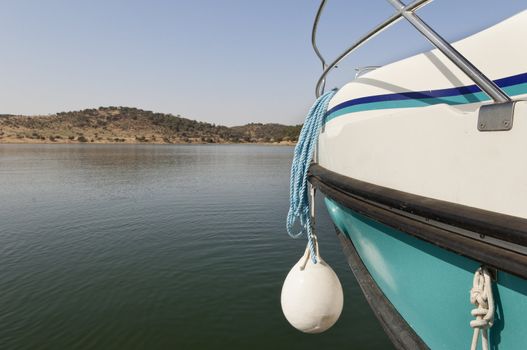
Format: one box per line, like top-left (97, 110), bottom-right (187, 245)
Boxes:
top-left (314, 0), bottom-right (431, 97)
top-left (312, 0), bottom-right (329, 94)
top-left (386, 0), bottom-right (511, 103)
top-left (312, 0), bottom-right (512, 104)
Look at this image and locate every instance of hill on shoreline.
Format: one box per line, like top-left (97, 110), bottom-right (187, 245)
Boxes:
top-left (0, 106), bottom-right (301, 144)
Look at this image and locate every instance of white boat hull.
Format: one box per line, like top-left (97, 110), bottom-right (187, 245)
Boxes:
top-left (318, 10), bottom-right (527, 218)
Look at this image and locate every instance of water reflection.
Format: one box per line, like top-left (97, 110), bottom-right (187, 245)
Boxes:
top-left (0, 144), bottom-right (392, 350)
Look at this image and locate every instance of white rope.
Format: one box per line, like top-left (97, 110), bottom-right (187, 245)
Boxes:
top-left (469, 267), bottom-right (495, 350)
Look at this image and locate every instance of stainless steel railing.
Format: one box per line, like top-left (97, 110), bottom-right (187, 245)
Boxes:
top-left (312, 0), bottom-right (511, 104)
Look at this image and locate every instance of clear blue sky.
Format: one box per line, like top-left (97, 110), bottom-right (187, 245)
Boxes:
top-left (0, 0), bottom-right (525, 125)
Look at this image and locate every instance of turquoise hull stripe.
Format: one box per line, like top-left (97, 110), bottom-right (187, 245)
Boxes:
top-left (325, 81), bottom-right (527, 123)
top-left (325, 198), bottom-right (527, 350)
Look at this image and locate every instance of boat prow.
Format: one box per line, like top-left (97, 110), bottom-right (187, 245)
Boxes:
top-left (310, 3), bottom-right (527, 349)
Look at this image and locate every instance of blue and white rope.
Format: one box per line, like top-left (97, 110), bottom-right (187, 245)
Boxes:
top-left (287, 89), bottom-right (337, 263)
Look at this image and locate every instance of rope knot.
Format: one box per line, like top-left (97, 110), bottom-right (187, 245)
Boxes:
top-left (469, 267), bottom-right (495, 350)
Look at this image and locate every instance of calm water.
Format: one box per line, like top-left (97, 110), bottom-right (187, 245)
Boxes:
top-left (0, 144), bottom-right (392, 350)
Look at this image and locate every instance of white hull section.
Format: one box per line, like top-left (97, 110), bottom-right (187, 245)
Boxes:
top-left (318, 11), bottom-right (527, 218)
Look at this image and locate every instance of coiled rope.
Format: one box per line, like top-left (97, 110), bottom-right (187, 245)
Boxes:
top-left (469, 266), bottom-right (495, 350)
top-left (287, 89), bottom-right (337, 263)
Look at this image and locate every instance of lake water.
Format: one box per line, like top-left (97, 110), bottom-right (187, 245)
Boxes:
top-left (0, 144), bottom-right (392, 349)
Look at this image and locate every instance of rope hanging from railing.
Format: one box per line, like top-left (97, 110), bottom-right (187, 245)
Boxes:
top-left (286, 89), bottom-right (337, 263)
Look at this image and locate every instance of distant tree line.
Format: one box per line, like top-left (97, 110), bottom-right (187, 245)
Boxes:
top-left (0, 106), bottom-right (302, 144)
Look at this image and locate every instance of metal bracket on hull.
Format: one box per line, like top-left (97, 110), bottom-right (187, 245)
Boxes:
top-left (478, 102), bottom-right (516, 131)
top-left (479, 265), bottom-right (498, 282)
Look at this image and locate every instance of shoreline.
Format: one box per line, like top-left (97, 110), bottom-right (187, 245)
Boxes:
top-left (0, 139), bottom-right (295, 146)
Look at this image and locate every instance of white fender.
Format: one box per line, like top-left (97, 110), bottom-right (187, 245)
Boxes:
top-left (281, 245), bottom-right (344, 333)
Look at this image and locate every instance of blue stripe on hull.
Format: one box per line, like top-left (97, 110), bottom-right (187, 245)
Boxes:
top-left (325, 198), bottom-right (527, 350)
top-left (325, 72), bottom-right (527, 123)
